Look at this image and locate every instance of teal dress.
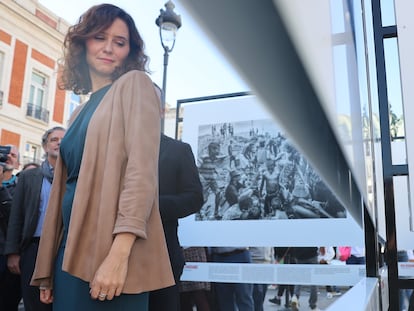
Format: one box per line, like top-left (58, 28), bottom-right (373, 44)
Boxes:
top-left (53, 85), bottom-right (148, 310)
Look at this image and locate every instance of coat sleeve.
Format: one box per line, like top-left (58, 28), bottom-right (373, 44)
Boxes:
top-left (0, 186), bottom-right (12, 239)
top-left (4, 172), bottom-right (27, 255)
top-left (159, 142), bottom-right (204, 222)
top-left (112, 71), bottom-right (161, 238)
top-left (30, 157), bottom-right (65, 289)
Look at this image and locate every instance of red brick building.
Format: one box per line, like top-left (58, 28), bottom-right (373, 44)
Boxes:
top-left (0, 0), bottom-right (77, 166)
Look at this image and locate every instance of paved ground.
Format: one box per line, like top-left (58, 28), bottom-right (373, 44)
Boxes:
top-left (263, 285), bottom-right (346, 311)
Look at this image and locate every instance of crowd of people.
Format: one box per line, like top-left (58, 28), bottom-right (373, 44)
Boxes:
top-left (267, 246), bottom-right (363, 311)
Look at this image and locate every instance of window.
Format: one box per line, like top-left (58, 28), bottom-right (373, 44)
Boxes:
top-left (27, 71), bottom-right (49, 122)
top-left (0, 51), bottom-right (4, 106)
top-left (0, 51), bottom-right (4, 84)
top-left (24, 142), bottom-right (41, 164)
top-left (69, 92), bottom-right (80, 117)
top-left (383, 38), bottom-right (406, 165)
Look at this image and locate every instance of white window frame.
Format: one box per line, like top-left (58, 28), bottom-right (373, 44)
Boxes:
top-left (24, 142), bottom-right (41, 163)
top-left (29, 70), bottom-right (48, 109)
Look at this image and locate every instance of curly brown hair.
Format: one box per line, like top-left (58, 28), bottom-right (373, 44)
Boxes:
top-left (59, 4), bottom-right (149, 94)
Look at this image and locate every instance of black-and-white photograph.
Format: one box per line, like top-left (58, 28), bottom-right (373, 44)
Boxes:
top-left (179, 95), bottom-right (363, 247)
top-left (196, 118), bottom-right (347, 221)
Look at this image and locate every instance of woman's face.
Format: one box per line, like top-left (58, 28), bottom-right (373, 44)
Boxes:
top-left (85, 18), bottom-right (130, 88)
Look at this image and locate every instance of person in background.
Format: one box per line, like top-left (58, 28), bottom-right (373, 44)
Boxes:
top-left (407, 252), bottom-right (414, 311)
top-left (0, 145), bottom-right (21, 310)
top-left (318, 246), bottom-right (341, 299)
top-left (0, 145), bottom-right (20, 191)
top-left (268, 247), bottom-right (294, 308)
top-left (148, 133), bottom-right (204, 311)
top-left (30, 4), bottom-right (174, 310)
top-left (21, 162), bottom-right (40, 171)
top-left (5, 127), bottom-right (65, 311)
top-left (409, 292), bottom-right (414, 311)
top-left (228, 140), bottom-right (236, 169)
top-left (346, 246), bottom-right (366, 265)
top-left (259, 158), bottom-right (281, 217)
top-left (0, 163), bottom-right (14, 242)
top-left (198, 141), bottom-right (226, 219)
top-left (224, 170), bottom-right (245, 207)
top-left (398, 249), bottom-right (414, 311)
top-left (0, 163), bottom-right (12, 241)
top-left (250, 247), bottom-right (273, 311)
top-left (210, 247), bottom-right (254, 311)
top-left (290, 247), bottom-right (320, 311)
top-left (179, 247), bottom-right (211, 311)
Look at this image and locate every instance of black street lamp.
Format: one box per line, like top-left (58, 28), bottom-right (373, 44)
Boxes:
top-left (156, 0), bottom-right (182, 133)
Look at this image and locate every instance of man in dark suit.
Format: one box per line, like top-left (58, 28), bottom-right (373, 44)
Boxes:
top-left (5, 126), bottom-right (65, 311)
top-left (148, 134), bottom-right (204, 311)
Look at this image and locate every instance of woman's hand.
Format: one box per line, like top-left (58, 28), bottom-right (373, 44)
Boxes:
top-left (89, 233), bottom-right (136, 301)
top-left (40, 288), bottom-right (53, 304)
top-left (89, 249), bottom-right (129, 300)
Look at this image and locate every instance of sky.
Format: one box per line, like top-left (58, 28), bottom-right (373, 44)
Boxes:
top-left (37, 0), bottom-right (249, 108)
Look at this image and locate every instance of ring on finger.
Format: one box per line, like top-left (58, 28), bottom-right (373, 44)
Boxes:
top-left (98, 293), bottom-right (107, 299)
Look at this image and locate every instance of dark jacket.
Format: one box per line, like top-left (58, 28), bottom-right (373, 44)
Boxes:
top-left (4, 167), bottom-right (43, 254)
top-left (158, 134), bottom-right (204, 281)
top-left (0, 186), bottom-right (12, 254)
top-left (291, 247), bottom-right (318, 260)
top-left (0, 177), bottom-right (17, 254)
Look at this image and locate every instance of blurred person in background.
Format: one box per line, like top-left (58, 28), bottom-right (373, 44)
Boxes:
top-left (5, 127), bottom-right (65, 311)
top-left (0, 145), bottom-right (21, 310)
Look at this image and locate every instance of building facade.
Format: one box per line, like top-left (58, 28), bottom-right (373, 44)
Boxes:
top-left (0, 0), bottom-right (75, 167)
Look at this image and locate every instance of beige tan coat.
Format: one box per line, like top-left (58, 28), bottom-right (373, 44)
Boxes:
top-left (31, 70), bottom-right (174, 293)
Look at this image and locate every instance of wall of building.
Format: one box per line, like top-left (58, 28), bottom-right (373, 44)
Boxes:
top-left (163, 106), bottom-right (177, 138)
top-left (0, 0), bottom-right (69, 166)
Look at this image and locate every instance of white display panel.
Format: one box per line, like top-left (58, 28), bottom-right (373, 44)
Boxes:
top-left (178, 0), bottom-right (373, 227)
top-left (181, 262), bottom-right (364, 286)
top-left (328, 277), bottom-right (380, 311)
top-left (395, 1), bottom-right (414, 235)
top-left (179, 95), bottom-right (364, 247)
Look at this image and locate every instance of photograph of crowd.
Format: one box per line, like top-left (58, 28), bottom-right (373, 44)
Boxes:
top-left (196, 118), bottom-right (347, 221)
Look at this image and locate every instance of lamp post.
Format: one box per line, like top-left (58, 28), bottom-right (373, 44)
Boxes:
top-left (156, 0), bottom-right (182, 133)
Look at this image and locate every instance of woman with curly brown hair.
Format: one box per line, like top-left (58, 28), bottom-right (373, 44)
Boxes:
top-left (31, 4), bottom-right (174, 310)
